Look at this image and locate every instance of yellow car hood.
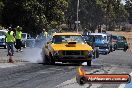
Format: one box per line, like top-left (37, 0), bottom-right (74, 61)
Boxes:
top-left (51, 43), bottom-right (93, 51)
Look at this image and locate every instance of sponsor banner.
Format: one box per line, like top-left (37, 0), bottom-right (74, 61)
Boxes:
top-left (85, 74), bottom-right (130, 83)
top-left (76, 66), bottom-right (131, 85)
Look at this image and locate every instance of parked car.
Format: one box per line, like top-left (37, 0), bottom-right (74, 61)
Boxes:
top-left (112, 35), bottom-right (118, 50)
top-left (112, 35), bottom-right (129, 51)
top-left (26, 34), bottom-right (36, 48)
top-left (90, 33), bottom-right (113, 55)
top-left (42, 32), bottom-right (93, 66)
top-left (21, 33), bottom-right (27, 48)
top-left (0, 30), bottom-right (7, 49)
top-left (82, 34), bottom-right (99, 58)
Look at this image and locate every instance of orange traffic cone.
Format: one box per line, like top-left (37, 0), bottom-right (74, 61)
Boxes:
top-left (8, 56), bottom-right (14, 63)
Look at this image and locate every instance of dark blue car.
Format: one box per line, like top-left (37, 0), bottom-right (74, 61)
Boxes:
top-left (90, 33), bottom-right (112, 55)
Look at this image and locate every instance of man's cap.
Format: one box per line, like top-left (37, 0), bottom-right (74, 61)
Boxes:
top-left (17, 26), bottom-right (20, 28)
top-left (16, 26), bottom-right (22, 30)
top-left (8, 27), bottom-right (12, 30)
top-left (43, 29), bottom-right (45, 31)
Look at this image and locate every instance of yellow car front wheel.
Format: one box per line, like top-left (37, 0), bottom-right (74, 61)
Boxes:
top-left (49, 54), bottom-right (55, 65)
top-left (43, 55), bottom-right (50, 64)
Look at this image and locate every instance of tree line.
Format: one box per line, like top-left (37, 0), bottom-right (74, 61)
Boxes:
top-left (0, 0), bottom-right (131, 34)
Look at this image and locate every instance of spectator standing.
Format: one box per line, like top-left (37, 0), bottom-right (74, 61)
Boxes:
top-left (42, 29), bottom-right (48, 39)
top-left (83, 29), bottom-right (89, 35)
top-left (36, 29), bottom-right (48, 47)
top-left (15, 26), bottom-right (23, 52)
top-left (5, 27), bottom-right (15, 56)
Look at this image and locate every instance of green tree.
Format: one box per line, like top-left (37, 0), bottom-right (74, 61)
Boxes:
top-left (66, 0), bottom-right (104, 32)
top-left (0, 0), bottom-right (4, 24)
top-left (125, 0), bottom-right (132, 24)
top-left (97, 0), bottom-right (128, 30)
top-left (43, 0), bottom-right (68, 29)
top-left (2, 0), bottom-right (68, 34)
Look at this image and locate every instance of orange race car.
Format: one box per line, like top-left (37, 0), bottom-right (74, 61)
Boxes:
top-left (41, 32), bottom-right (93, 66)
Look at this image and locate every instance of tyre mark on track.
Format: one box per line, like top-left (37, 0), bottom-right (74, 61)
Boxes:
top-left (0, 64), bottom-right (77, 88)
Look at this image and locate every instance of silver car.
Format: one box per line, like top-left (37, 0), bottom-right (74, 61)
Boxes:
top-left (0, 30), bottom-right (7, 49)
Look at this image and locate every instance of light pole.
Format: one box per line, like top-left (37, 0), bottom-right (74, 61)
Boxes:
top-left (76, 0), bottom-right (79, 33)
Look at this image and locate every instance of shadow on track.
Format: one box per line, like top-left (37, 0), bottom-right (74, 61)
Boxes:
top-left (40, 63), bottom-right (103, 68)
top-left (0, 47), bottom-right (5, 49)
top-left (39, 62), bottom-right (80, 66)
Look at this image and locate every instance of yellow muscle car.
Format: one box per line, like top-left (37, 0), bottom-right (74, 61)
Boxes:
top-left (41, 32), bottom-right (93, 66)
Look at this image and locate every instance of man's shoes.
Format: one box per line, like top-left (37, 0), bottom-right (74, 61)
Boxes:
top-left (7, 53), bottom-right (14, 56)
top-left (20, 50), bottom-right (23, 52)
top-left (12, 54), bottom-right (14, 56)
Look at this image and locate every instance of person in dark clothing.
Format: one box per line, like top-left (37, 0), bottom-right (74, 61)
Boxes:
top-left (15, 26), bottom-right (23, 52)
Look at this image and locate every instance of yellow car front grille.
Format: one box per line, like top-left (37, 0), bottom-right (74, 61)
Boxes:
top-left (62, 50), bottom-right (84, 56)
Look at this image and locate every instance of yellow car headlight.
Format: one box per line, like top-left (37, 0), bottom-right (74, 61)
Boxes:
top-left (83, 50), bottom-right (93, 55)
top-left (83, 51), bottom-right (88, 55)
top-left (53, 51), bottom-right (62, 56)
top-left (83, 50), bottom-right (93, 58)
